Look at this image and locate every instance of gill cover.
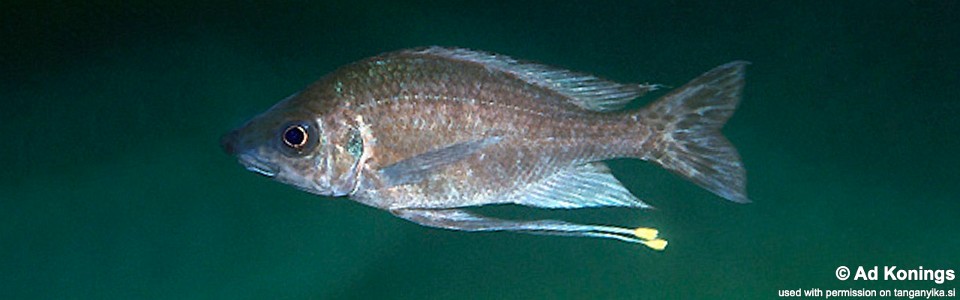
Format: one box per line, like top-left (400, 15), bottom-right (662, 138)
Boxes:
top-left (322, 120), bottom-right (367, 196)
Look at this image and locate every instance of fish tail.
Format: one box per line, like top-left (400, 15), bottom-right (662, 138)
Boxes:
top-left (635, 61), bottom-right (750, 202)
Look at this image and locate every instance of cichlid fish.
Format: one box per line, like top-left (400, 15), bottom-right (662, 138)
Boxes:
top-left (221, 47), bottom-right (749, 250)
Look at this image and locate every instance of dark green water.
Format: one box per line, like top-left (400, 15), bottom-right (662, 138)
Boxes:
top-left (3, 1), bottom-right (958, 299)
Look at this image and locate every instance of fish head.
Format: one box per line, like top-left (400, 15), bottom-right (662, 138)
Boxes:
top-left (221, 93), bottom-right (364, 197)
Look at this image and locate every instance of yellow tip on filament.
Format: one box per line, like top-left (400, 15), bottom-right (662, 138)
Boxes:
top-left (633, 227), bottom-right (659, 240)
top-left (641, 239), bottom-right (668, 251)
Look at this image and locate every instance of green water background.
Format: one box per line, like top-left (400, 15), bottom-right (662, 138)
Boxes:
top-left (2, 1), bottom-right (958, 299)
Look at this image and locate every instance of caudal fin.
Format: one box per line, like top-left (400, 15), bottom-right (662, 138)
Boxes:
top-left (639, 61), bottom-right (750, 203)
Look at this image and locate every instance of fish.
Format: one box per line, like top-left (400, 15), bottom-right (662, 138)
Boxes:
top-left (221, 47), bottom-right (749, 251)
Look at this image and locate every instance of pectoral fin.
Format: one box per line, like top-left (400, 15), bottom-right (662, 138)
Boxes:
top-left (379, 136), bottom-right (502, 188)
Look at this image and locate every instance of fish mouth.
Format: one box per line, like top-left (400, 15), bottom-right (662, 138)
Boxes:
top-left (222, 130), bottom-right (279, 178)
top-left (238, 154), bottom-right (278, 178)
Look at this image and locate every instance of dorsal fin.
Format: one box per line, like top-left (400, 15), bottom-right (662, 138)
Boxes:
top-left (409, 47), bottom-right (660, 112)
top-left (514, 162), bottom-right (650, 209)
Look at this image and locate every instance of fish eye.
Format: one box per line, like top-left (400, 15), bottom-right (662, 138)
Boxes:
top-left (282, 125), bottom-right (308, 149)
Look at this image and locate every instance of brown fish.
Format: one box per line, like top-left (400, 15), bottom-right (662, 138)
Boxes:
top-left (221, 47), bottom-right (749, 250)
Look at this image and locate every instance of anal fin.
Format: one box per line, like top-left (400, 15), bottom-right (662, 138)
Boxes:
top-left (515, 162), bottom-right (650, 209)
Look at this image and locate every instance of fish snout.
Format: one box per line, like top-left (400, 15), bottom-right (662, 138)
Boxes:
top-left (220, 130), bottom-right (240, 155)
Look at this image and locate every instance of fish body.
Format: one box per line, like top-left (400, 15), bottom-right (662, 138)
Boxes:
top-left (221, 47), bottom-right (749, 249)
